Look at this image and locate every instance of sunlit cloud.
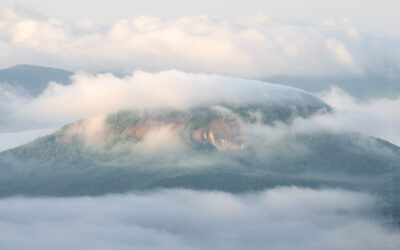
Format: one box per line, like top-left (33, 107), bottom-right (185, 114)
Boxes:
top-left (0, 8), bottom-right (398, 78)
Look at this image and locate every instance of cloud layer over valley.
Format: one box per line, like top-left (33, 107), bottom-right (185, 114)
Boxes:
top-left (0, 187), bottom-right (398, 250)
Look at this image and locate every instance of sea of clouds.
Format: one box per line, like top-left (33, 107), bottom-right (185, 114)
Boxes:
top-left (0, 187), bottom-right (399, 250)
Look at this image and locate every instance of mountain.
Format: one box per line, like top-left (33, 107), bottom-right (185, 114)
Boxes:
top-left (0, 64), bottom-right (73, 97)
top-left (0, 85), bottom-right (399, 225)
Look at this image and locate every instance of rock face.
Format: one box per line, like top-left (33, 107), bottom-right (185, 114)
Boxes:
top-left (54, 98), bottom-right (330, 151)
top-left (48, 80), bottom-right (332, 151)
top-left (123, 119), bottom-right (159, 139)
top-left (192, 118), bottom-right (244, 151)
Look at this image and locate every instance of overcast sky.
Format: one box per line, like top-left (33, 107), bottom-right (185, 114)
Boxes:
top-left (0, 0), bottom-right (398, 34)
top-left (0, 3), bottom-right (399, 76)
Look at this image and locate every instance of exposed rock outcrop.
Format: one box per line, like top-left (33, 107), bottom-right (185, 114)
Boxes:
top-left (192, 118), bottom-right (245, 151)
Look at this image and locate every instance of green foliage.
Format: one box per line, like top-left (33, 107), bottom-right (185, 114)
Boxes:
top-left (221, 103), bottom-right (327, 125)
top-left (54, 120), bottom-right (83, 136)
top-left (106, 111), bottom-right (140, 133)
top-left (188, 110), bottom-right (220, 131)
top-left (1, 131), bottom-right (399, 195)
top-left (1, 106), bottom-right (399, 225)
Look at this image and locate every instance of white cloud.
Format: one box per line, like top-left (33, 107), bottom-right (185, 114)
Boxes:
top-left (236, 12), bottom-right (271, 26)
top-left (0, 187), bottom-right (398, 250)
top-left (0, 70), bottom-right (327, 150)
top-left (321, 18), bottom-right (336, 27)
top-left (2, 8), bottom-right (397, 77)
top-left (2, 70), bottom-right (400, 150)
top-left (28, 70), bottom-right (319, 120)
top-left (326, 38), bottom-right (354, 65)
top-left (314, 87), bottom-right (400, 145)
top-left (133, 126), bottom-right (185, 153)
top-left (238, 86), bottom-right (400, 147)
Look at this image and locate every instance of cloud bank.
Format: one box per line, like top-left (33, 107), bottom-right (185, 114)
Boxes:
top-left (0, 9), bottom-right (398, 78)
top-left (0, 187), bottom-right (398, 250)
top-left (33, 71), bottom-right (400, 147)
top-left (1, 69), bottom-right (400, 151)
top-left (313, 87), bottom-right (400, 145)
top-left (28, 70), bottom-right (320, 120)
top-left (241, 86), bottom-right (400, 147)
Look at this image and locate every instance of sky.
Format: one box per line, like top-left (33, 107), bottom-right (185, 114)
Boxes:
top-left (0, 4), bottom-right (399, 77)
top-left (0, 0), bottom-right (399, 34)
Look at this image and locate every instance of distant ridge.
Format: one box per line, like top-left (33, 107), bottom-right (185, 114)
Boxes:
top-left (0, 64), bottom-right (73, 96)
top-left (264, 74), bottom-right (400, 99)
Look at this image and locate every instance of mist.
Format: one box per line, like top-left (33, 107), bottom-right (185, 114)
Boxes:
top-left (0, 69), bottom-right (399, 152)
top-left (0, 187), bottom-right (398, 250)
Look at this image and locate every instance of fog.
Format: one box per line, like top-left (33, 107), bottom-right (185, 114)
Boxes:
top-left (241, 86), bottom-right (400, 147)
top-left (314, 87), bottom-right (400, 146)
top-left (0, 187), bottom-right (398, 250)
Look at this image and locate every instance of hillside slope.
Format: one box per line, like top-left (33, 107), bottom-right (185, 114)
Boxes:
top-left (0, 91), bottom-right (399, 224)
top-left (0, 64), bottom-right (72, 96)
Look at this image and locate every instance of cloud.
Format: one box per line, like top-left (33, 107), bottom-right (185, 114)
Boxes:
top-left (0, 187), bottom-right (398, 250)
top-left (133, 126), bottom-right (185, 153)
top-left (313, 87), bottom-right (400, 146)
top-left (239, 86), bottom-right (400, 147)
top-left (326, 38), bottom-right (354, 65)
top-left (28, 70), bottom-right (321, 120)
top-left (60, 115), bottom-right (108, 147)
top-left (1, 69), bottom-right (328, 151)
top-left (1, 8), bottom-right (398, 78)
top-left (1, 70), bottom-right (400, 151)
top-left (61, 116), bottom-right (186, 153)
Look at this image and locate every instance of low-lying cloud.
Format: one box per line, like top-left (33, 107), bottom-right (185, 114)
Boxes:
top-left (313, 87), bottom-right (400, 146)
top-left (241, 86), bottom-right (400, 147)
top-left (0, 187), bottom-right (398, 250)
top-left (30, 70), bottom-right (314, 119)
top-left (1, 70), bottom-right (400, 151)
top-left (0, 8), bottom-right (398, 78)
